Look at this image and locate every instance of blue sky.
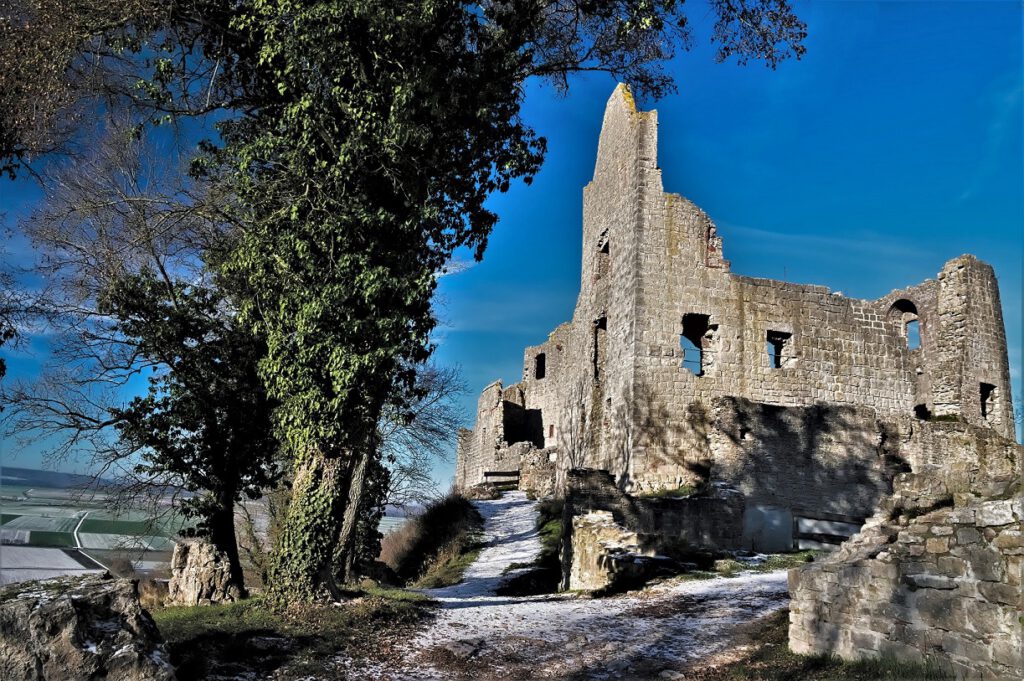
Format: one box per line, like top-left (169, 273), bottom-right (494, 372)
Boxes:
top-left (2, 1), bottom-right (1022, 486)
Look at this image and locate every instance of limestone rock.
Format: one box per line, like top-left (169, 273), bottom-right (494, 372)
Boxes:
top-left (0, 574), bottom-right (176, 681)
top-left (167, 539), bottom-right (242, 606)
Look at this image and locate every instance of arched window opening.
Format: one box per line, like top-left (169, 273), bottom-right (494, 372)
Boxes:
top-left (889, 299), bottom-right (920, 350)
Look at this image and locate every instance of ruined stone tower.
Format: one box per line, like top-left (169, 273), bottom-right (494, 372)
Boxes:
top-left (456, 84), bottom-right (1015, 540)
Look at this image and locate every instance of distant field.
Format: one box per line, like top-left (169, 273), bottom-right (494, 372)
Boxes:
top-left (79, 533), bottom-right (175, 551)
top-left (27, 531), bottom-right (77, 547)
top-left (4, 514), bottom-right (80, 532)
top-left (79, 518), bottom-right (157, 535)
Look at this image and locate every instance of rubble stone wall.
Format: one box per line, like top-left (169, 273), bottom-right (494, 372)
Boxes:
top-left (559, 469), bottom-right (745, 588)
top-left (789, 422), bottom-right (1023, 679)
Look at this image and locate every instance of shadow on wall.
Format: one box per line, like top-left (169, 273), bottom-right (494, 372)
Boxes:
top-left (711, 397), bottom-right (898, 523)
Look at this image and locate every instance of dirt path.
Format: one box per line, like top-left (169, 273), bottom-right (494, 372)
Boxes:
top-left (340, 492), bottom-right (789, 680)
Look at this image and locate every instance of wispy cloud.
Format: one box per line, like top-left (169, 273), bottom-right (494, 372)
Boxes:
top-left (720, 222), bottom-right (937, 261)
top-left (958, 79), bottom-right (1023, 202)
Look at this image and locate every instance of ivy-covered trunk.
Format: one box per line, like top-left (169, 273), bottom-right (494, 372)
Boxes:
top-left (267, 451), bottom-right (352, 603)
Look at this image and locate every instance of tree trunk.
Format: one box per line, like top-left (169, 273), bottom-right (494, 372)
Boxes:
top-left (334, 442), bottom-right (373, 585)
top-left (266, 451), bottom-right (351, 604)
top-left (208, 495), bottom-right (247, 598)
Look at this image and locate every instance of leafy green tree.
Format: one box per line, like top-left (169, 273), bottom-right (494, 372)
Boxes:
top-left (102, 271), bottom-right (279, 594)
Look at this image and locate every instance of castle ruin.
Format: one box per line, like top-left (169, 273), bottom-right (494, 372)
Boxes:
top-left (455, 86), bottom-right (1022, 678)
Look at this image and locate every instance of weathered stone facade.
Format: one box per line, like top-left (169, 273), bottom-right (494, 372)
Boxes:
top-left (789, 421), bottom-right (1022, 678)
top-left (456, 84), bottom-right (1015, 547)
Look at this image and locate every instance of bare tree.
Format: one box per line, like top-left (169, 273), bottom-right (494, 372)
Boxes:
top-left (378, 363), bottom-right (467, 507)
top-left (560, 373), bottom-right (592, 471)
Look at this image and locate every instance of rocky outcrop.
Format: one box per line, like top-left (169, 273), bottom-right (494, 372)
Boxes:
top-left (0, 574), bottom-right (176, 681)
top-left (167, 539), bottom-right (242, 606)
top-left (567, 510), bottom-right (662, 591)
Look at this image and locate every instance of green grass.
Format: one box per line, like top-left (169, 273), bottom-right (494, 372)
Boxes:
top-left (152, 591), bottom-right (431, 679)
top-left (698, 609), bottom-right (951, 680)
top-left (712, 551), bottom-right (820, 578)
top-left (28, 530), bottom-right (76, 547)
top-left (0, 513), bottom-right (21, 524)
top-left (79, 518), bottom-right (161, 535)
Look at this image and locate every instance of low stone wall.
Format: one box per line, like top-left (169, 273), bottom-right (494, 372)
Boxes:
top-left (560, 469), bottom-right (744, 589)
top-left (789, 420), bottom-right (1023, 679)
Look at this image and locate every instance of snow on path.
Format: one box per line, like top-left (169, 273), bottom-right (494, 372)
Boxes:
top-left (341, 492), bottom-right (790, 680)
top-left (419, 491), bottom-right (543, 603)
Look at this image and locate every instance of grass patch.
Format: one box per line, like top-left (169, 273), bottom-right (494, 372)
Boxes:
top-left (697, 609), bottom-right (951, 680)
top-left (380, 490), bottom-right (484, 588)
top-left (411, 540), bottom-right (484, 589)
top-left (152, 590), bottom-right (431, 679)
top-left (0, 513), bottom-right (21, 524)
top-left (713, 551), bottom-right (819, 578)
top-left (79, 518), bottom-right (159, 535)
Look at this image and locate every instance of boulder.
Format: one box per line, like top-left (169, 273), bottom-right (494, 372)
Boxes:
top-left (167, 539), bottom-right (242, 606)
top-left (0, 574), bottom-right (176, 681)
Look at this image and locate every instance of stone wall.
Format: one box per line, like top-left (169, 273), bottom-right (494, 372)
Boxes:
top-left (560, 469), bottom-right (744, 589)
top-left (567, 510), bottom-right (659, 592)
top-left (710, 397), bottom-right (891, 521)
top-left (789, 422), bottom-right (1023, 679)
top-left (519, 446), bottom-right (558, 498)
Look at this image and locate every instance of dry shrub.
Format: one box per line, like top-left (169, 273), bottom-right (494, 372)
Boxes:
top-left (378, 490), bottom-right (481, 584)
top-left (138, 578), bottom-right (169, 609)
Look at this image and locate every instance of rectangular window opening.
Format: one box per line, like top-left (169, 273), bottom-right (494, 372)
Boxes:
top-left (593, 316), bottom-right (607, 380)
top-left (906, 319), bottom-right (921, 350)
top-left (534, 353), bottom-right (546, 380)
top-left (766, 330), bottom-right (793, 369)
top-left (681, 313), bottom-right (711, 376)
top-left (980, 383), bottom-right (996, 421)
